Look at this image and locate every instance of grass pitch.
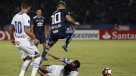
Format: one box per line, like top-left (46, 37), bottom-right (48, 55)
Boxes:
top-left (0, 40), bottom-right (136, 76)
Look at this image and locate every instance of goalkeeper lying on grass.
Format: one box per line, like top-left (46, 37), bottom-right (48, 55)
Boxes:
top-left (39, 52), bottom-right (80, 76)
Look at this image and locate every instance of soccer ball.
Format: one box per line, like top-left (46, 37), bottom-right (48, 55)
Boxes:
top-left (102, 67), bottom-right (112, 76)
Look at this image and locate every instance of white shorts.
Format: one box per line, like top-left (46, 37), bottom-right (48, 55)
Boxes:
top-left (16, 41), bottom-right (39, 59)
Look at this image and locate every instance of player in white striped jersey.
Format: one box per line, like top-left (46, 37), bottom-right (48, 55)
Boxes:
top-left (39, 52), bottom-right (80, 76)
top-left (9, 1), bottom-right (42, 76)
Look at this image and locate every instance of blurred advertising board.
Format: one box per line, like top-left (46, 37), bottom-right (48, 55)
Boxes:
top-left (1, 30), bottom-right (136, 40)
top-left (73, 30), bottom-right (99, 40)
top-left (100, 30), bottom-right (136, 40)
top-left (0, 30), bottom-right (99, 40)
top-left (0, 31), bottom-right (10, 40)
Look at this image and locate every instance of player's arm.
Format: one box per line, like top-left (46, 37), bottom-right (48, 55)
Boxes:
top-left (9, 17), bottom-right (15, 44)
top-left (24, 27), bottom-right (36, 39)
top-left (24, 16), bottom-right (39, 43)
top-left (8, 25), bottom-right (15, 43)
top-left (24, 27), bottom-right (39, 44)
top-left (31, 24), bottom-right (34, 33)
top-left (47, 52), bottom-right (64, 62)
top-left (31, 18), bottom-right (35, 33)
top-left (47, 52), bottom-right (72, 64)
top-left (66, 15), bottom-right (80, 26)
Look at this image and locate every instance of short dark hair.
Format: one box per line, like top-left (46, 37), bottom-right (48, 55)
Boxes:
top-left (74, 60), bottom-right (80, 68)
top-left (21, 1), bottom-right (31, 9)
top-left (57, 1), bottom-right (66, 8)
top-left (36, 8), bottom-right (42, 11)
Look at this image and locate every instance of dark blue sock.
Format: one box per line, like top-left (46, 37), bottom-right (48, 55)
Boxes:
top-left (65, 36), bottom-right (72, 47)
top-left (41, 47), bottom-right (49, 58)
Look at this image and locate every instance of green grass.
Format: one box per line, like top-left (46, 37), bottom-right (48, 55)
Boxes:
top-left (0, 40), bottom-right (136, 76)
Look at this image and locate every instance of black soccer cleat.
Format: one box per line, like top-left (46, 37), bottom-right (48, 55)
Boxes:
top-left (62, 44), bottom-right (68, 52)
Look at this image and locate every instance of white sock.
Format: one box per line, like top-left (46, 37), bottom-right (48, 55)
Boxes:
top-left (31, 57), bottom-right (42, 76)
top-left (19, 60), bottom-right (31, 76)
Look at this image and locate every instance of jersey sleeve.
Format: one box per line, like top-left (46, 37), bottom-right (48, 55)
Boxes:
top-left (42, 17), bottom-right (46, 28)
top-left (64, 9), bottom-right (71, 16)
top-left (63, 58), bottom-right (73, 64)
top-left (69, 71), bottom-right (78, 76)
top-left (31, 17), bottom-right (35, 25)
top-left (23, 15), bottom-right (31, 28)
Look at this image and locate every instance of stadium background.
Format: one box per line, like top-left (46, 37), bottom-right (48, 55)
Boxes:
top-left (1, 0), bottom-right (136, 30)
top-left (0, 0), bottom-right (136, 76)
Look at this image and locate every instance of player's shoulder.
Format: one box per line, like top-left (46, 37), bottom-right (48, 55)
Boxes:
top-left (52, 65), bottom-right (64, 67)
top-left (60, 9), bottom-right (69, 12)
top-left (47, 65), bottom-right (64, 71)
top-left (12, 14), bottom-right (18, 19)
top-left (60, 9), bottom-right (70, 15)
top-left (12, 13), bottom-right (20, 20)
top-left (52, 10), bottom-right (58, 15)
top-left (41, 16), bottom-right (45, 19)
top-left (33, 16), bottom-right (37, 19)
top-left (23, 13), bottom-right (30, 19)
top-left (69, 70), bottom-right (78, 76)
top-left (52, 65), bottom-right (64, 69)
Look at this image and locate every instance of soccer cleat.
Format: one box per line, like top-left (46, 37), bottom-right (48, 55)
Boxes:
top-left (62, 44), bottom-right (68, 52)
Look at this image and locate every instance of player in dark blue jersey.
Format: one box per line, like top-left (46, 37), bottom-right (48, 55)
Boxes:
top-left (31, 9), bottom-right (46, 49)
top-left (41, 1), bottom-right (80, 59)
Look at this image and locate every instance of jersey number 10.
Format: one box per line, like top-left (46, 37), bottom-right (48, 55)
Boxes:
top-left (51, 12), bottom-right (61, 25)
top-left (15, 21), bottom-right (22, 34)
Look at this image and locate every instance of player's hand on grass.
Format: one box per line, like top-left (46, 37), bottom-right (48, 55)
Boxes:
top-left (75, 22), bottom-right (80, 26)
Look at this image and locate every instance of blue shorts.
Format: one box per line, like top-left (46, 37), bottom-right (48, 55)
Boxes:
top-left (48, 32), bottom-right (67, 46)
top-left (35, 35), bottom-right (46, 44)
top-left (66, 26), bottom-right (74, 37)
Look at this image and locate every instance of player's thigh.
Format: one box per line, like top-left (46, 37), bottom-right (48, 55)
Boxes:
top-left (17, 47), bottom-right (28, 59)
top-left (48, 34), bottom-right (58, 47)
top-left (19, 45), bottom-right (39, 58)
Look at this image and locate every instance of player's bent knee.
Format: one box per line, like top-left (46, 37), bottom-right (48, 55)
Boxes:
top-left (48, 41), bottom-right (56, 47)
top-left (48, 43), bottom-right (53, 47)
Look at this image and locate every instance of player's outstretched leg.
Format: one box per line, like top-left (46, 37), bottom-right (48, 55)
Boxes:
top-left (19, 57), bottom-right (32, 76)
top-left (31, 56), bottom-right (42, 76)
top-left (41, 40), bottom-right (57, 60)
top-left (41, 47), bottom-right (49, 60)
top-left (62, 35), bottom-right (73, 52)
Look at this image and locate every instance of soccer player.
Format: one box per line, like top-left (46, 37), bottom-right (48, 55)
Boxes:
top-left (39, 52), bottom-right (80, 76)
top-left (9, 1), bottom-right (42, 76)
top-left (41, 1), bottom-right (80, 59)
top-left (31, 9), bottom-right (46, 49)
